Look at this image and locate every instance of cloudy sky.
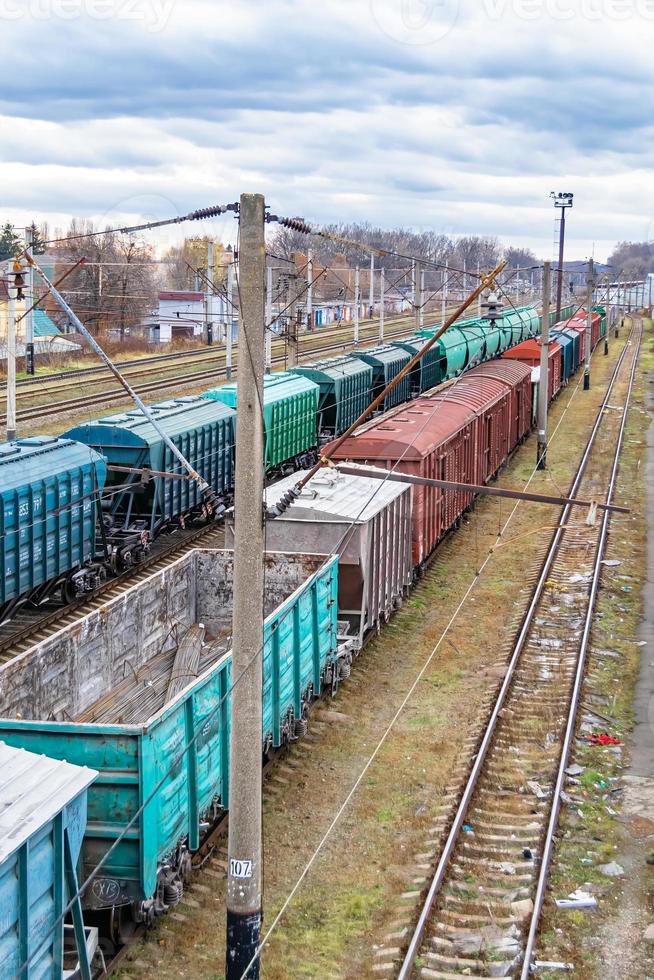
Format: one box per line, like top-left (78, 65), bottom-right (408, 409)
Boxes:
top-left (1, 0), bottom-right (653, 259)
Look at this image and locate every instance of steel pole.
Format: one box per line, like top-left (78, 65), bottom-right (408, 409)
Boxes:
top-left (227, 263), bottom-right (234, 379)
top-left (354, 267), bottom-right (360, 344)
top-left (419, 267), bottom-right (425, 329)
top-left (369, 253), bottom-right (374, 318)
top-left (555, 206), bottom-right (566, 322)
top-left (6, 288), bottom-right (16, 441)
top-left (225, 193), bottom-right (265, 980)
top-left (265, 265), bottom-right (273, 372)
top-left (537, 261), bottom-right (551, 469)
top-left (307, 248), bottom-right (313, 329)
top-left (24, 226), bottom-right (35, 374)
top-left (584, 257), bottom-right (593, 390)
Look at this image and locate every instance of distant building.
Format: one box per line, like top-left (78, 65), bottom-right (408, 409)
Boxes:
top-left (0, 277), bottom-right (81, 359)
top-left (153, 290), bottom-right (230, 343)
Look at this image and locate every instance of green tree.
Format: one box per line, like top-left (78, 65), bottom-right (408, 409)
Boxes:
top-left (27, 221), bottom-right (46, 255)
top-left (0, 222), bottom-right (21, 262)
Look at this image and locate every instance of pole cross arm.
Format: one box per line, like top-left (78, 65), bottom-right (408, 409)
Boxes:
top-left (333, 464), bottom-right (629, 515)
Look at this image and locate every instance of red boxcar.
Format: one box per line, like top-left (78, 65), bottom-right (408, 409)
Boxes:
top-left (502, 338), bottom-right (562, 403)
top-left (464, 360), bottom-right (532, 447)
top-left (325, 398), bottom-right (476, 566)
top-left (565, 309), bottom-right (601, 358)
top-left (567, 316), bottom-right (587, 363)
top-left (425, 374), bottom-right (513, 484)
top-left (326, 363), bottom-right (525, 567)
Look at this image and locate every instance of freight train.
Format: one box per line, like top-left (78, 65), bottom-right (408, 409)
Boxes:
top-left (0, 303), bottom-right (608, 970)
top-left (0, 302), bottom-right (581, 627)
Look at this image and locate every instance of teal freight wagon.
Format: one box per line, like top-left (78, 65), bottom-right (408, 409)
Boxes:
top-left (291, 356), bottom-right (373, 437)
top-left (202, 372), bottom-right (319, 473)
top-left (389, 336), bottom-right (444, 394)
top-left (63, 396), bottom-right (236, 550)
top-left (0, 550), bottom-right (338, 931)
top-left (0, 742), bottom-right (97, 980)
top-left (352, 344), bottom-right (411, 410)
top-left (0, 437), bottom-right (107, 620)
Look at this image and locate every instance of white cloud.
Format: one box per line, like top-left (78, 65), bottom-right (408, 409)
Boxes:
top-left (0, 0), bottom-right (652, 259)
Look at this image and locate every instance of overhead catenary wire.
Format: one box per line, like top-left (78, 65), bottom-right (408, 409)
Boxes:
top-left (37, 202), bottom-right (240, 247)
top-left (13, 289), bottom-right (626, 978)
top-left (239, 318), bottom-right (626, 978)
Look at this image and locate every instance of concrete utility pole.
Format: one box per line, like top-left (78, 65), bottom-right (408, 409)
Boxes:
top-left (411, 260), bottom-right (416, 314)
top-left (6, 287), bottom-right (16, 441)
top-left (205, 240), bottom-right (214, 345)
top-left (226, 262), bottom-right (234, 380)
top-left (369, 253), bottom-right (374, 318)
top-left (414, 262), bottom-right (422, 333)
top-left (286, 253), bottom-right (301, 368)
top-left (441, 260), bottom-right (448, 325)
top-left (419, 266), bottom-right (425, 329)
top-left (24, 226), bottom-right (35, 374)
top-left (477, 261), bottom-right (482, 317)
top-left (225, 192), bottom-right (265, 980)
top-left (306, 248), bottom-right (313, 329)
top-left (584, 257), bottom-right (594, 391)
top-left (265, 265), bottom-right (273, 372)
top-left (354, 267), bottom-right (360, 344)
top-left (551, 191), bottom-right (574, 322)
top-left (537, 261), bottom-right (552, 469)
top-left (379, 266), bottom-right (385, 342)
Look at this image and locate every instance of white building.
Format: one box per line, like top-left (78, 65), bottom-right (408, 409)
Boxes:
top-left (154, 290), bottom-right (230, 343)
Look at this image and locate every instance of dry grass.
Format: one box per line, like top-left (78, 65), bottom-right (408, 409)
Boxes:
top-left (115, 342), bottom-right (628, 980)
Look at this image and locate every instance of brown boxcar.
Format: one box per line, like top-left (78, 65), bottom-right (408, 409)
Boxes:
top-left (325, 398), bottom-right (476, 566)
top-left (426, 374), bottom-right (513, 485)
top-left (463, 360), bottom-right (532, 448)
top-left (502, 338), bottom-right (562, 403)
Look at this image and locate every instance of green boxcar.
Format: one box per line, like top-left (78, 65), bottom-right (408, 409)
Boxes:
top-left (0, 550), bottom-right (338, 920)
top-left (202, 372), bottom-right (320, 472)
top-left (593, 305), bottom-right (607, 337)
top-left (352, 345), bottom-right (411, 410)
top-left (291, 356), bottom-right (373, 437)
top-left (390, 336), bottom-right (445, 393)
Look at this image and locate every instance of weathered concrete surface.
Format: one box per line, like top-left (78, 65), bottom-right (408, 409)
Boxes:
top-left (0, 550), bottom-right (324, 723)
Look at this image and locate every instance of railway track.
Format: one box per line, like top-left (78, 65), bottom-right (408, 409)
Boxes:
top-left (394, 320), bottom-right (641, 979)
top-left (3, 310), bottom-right (422, 395)
top-left (0, 521), bottom-right (226, 661)
top-left (0, 319), bottom-right (433, 425)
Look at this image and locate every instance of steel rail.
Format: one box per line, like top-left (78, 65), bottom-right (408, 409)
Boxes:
top-left (0, 323), bottom-right (419, 425)
top-left (0, 310), bottom-right (423, 393)
top-left (520, 319), bottom-right (641, 977)
top-left (396, 323), bottom-right (636, 980)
